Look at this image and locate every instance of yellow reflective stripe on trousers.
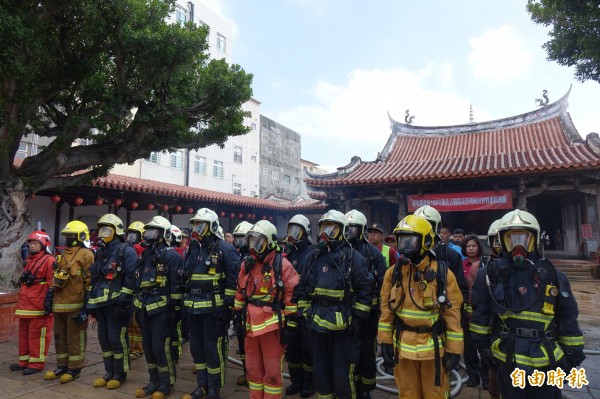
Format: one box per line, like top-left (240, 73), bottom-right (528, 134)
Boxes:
top-left (119, 326), bottom-right (129, 372)
top-left (30, 326), bottom-right (47, 362)
top-left (249, 380), bottom-right (264, 391)
top-left (264, 383), bottom-right (283, 395)
top-left (491, 338), bottom-right (564, 367)
top-left (68, 329), bottom-right (86, 362)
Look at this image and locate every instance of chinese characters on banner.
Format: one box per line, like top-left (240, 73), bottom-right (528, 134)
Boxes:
top-left (407, 190), bottom-right (513, 212)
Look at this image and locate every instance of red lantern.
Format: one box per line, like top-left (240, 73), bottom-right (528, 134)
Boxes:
top-left (130, 201), bottom-right (138, 210)
top-left (219, 211), bottom-right (225, 217)
top-left (162, 204), bottom-right (169, 212)
top-left (252, 214), bottom-right (256, 219)
top-left (51, 194), bottom-right (61, 204)
top-left (247, 213), bottom-right (252, 219)
top-left (73, 196), bottom-right (83, 206)
top-left (146, 203), bottom-right (155, 211)
top-left (230, 213), bottom-right (235, 219)
top-left (95, 198), bottom-right (103, 207)
top-left (114, 198), bottom-right (122, 208)
top-left (175, 205), bottom-right (182, 213)
top-left (238, 213), bottom-right (244, 219)
top-left (269, 216), bottom-right (273, 221)
top-left (187, 207), bottom-right (194, 214)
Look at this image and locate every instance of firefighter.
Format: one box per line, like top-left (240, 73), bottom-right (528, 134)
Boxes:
top-left (282, 214), bottom-right (316, 398)
top-left (126, 221), bottom-right (146, 361)
top-left (10, 231), bottom-right (55, 375)
top-left (345, 210), bottom-right (387, 399)
top-left (44, 221), bottom-right (95, 383)
top-left (297, 210), bottom-right (374, 399)
top-left (182, 208), bottom-right (240, 399)
top-left (378, 215), bottom-right (463, 399)
top-left (233, 220), bottom-right (300, 399)
top-left (470, 210), bottom-right (585, 399)
top-left (133, 216), bottom-right (184, 399)
top-left (232, 220), bottom-right (253, 387)
top-left (87, 214), bottom-right (138, 389)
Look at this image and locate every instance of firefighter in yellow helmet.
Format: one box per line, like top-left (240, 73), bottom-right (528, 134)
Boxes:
top-left (378, 215), bottom-right (463, 399)
top-left (470, 210), bottom-right (585, 399)
top-left (44, 221), bottom-right (95, 383)
top-left (87, 214), bottom-right (138, 390)
top-left (126, 221), bottom-right (146, 361)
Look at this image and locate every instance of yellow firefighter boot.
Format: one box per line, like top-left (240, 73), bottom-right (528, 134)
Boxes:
top-left (44, 368), bottom-right (67, 380)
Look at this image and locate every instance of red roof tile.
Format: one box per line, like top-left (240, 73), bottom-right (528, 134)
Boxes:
top-left (306, 92), bottom-right (600, 187)
top-left (92, 173), bottom-right (327, 211)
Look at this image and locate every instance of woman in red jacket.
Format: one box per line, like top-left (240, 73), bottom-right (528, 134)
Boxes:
top-left (9, 231), bottom-right (55, 375)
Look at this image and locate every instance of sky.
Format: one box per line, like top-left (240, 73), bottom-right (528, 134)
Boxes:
top-left (204, 0), bottom-right (600, 172)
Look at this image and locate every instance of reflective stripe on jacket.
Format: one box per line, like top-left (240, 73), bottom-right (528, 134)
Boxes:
top-left (52, 246), bottom-right (94, 312)
top-left (16, 252), bottom-right (55, 318)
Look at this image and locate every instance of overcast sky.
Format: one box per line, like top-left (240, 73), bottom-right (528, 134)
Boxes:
top-left (205, 0), bottom-right (600, 172)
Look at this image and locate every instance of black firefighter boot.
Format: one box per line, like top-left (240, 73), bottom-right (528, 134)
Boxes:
top-left (300, 369), bottom-right (315, 398)
top-left (207, 387), bottom-right (220, 399)
top-left (286, 367), bottom-right (303, 395)
top-left (135, 367), bottom-right (159, 398)
top-left (150, 369), bottom-right (172, 399)
top-left (93, 356), bottom-right (114, 388)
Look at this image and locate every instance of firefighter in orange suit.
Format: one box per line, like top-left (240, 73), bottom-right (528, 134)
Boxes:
top-left (9, 231), bottom-right (55, 375)
top-left (44, 221), bottom-right (94, 383)
top-left (378, 215), bottom-right (463, 399)
top-left (233, 220), bottom-right (299, 399)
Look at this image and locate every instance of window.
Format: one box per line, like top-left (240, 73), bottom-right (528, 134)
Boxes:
top-left (16, 142), bottom-right (28, 159)
top-left (194, 155), bottom-right (206, 174)
top-left (175, 5), bottom-right (187, 23)
top-left (251, 122), bottom-right (257, 131)
top-left (147, 152), bottom-right (159, 164)
top-left (273, 171), bottom-right (279, 181)
top-left (233, 183), bottom-right (242, 195)
top-left (217, 33), bottom-right (226, 52)
top-left (295, 177), bottom-right (300, 184)
top-left (233, 146), bottom-right (243, 164)
top-left (251, 155), bottom-right (257, 162)
top-left (263, 167), bottom-right (269, 175)
top-left (213, 160), bottom-right (224, 178)
top-left (170, 151), bottom-right (183, 169)
top-left (284, 175), bottom-right (290, 184)
top-left (251, 191), bottom-right (257, 197)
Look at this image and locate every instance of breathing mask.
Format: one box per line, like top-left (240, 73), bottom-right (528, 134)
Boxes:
top-left (97, 226), bottom-right (115, 245)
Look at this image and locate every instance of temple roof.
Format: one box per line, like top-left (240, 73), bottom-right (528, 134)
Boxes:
top-left (306, 89), bottom-right (600, 188)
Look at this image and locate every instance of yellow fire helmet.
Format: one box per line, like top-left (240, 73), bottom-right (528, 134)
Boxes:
top-left (393, 215), bottom-right (436, 261)
top-left (61, 220), bottom-right (90, 247)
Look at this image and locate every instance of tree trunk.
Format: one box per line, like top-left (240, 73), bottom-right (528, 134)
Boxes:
top-left (0, 179), bottom-right (32, 290)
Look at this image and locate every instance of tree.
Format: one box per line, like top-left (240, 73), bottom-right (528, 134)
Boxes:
top-left (0, 0), bottom-right (252, 286)
top-left (527, 0), bottom-right (600, 83)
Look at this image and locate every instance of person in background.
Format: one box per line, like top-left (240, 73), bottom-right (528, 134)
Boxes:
top-left (367, 223), bottom-right (399, 268)
top-left (451, 228), bottom-right (466, 260)
top-left (384, 235), bottom-right (396, 250)
top-left (224, 231), bottom-right (234, 245)
top-left (10, 231), bottom-right (55, 375)
top-left (44, 221), bottom-right (94, 383)
top-left (461, 235), bottom-right (488, 390)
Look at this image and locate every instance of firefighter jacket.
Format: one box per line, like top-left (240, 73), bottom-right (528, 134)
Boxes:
top-left (434, 243), bottom-right (468, 304)
top-left (87, 240), bottom-right (138, 309)
top-left (234, 250), bottom-right (299, 338)
top-left (470, 256), bottom-right (584, 373)
top-left (133, 243), bottom-right (184, 315)
top-left (183, 237), bottom-right (240, 314)
top-left (16, 252), bottom-right (55, 318)
top-left (52, 246), bottom-right (94, 312)
top-left (378, 255), bottom-right (463, 361)
top-left (297, 242), bottom-right (374, 333)
top-left (352, 239), bottom-right (387, 310)
top-left (284, 239), bottom-right (315, 277)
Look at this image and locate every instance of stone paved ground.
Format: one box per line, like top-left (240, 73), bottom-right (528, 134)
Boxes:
top-left (1, 280), bottom-right (598, 399)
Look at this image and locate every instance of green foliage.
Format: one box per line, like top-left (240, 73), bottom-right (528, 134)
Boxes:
top-left (527, 0), bottom-right (600, 83)
top-left (0, 0), bottom-right (252, 192)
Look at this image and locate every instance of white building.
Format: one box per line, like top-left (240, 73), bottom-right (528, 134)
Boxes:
top-left (112, 0), bottom-right (261, 197)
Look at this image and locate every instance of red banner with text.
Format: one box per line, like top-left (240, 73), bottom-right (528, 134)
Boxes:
top-left (407, 190), bottom-right (513, 212)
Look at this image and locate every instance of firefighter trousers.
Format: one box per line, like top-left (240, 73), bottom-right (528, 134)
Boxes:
top-left (139, 309), bottom-right (175, 385)
top-left (496, 364), bottom-right (561, 399)
top-left (128, 310), bottom-right (143, 356)
top-left (354, 310), bottom-right (378, 392)
top-left (246, 329), bottom-right (286, 399)
top-left (54, 311), bottom-right (87, 370)
top-left (188, 312), bottom-right (228, 389)
top-left (309, 328), bottom-right (355, 399)
top-left (285, 318), bottom-right (313, 388)
top-left (95, 304), bottom-right (130, 375)
top-left (17, 316), bottom-right (53, 370)
top-left (394, 357), bottom-right (450, 399)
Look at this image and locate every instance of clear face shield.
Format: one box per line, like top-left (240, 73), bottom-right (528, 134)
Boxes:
top-left (247, 232), bottom-right (268, 255)
top-left (192, 221), bottom-right (210, 238)
top-left (502, 229), bottom-right (535, 253)
top-left (126, 231), bottom-right (141, 244)
top-left (98, 226), bottom-right (115, 243)
top-left (287, 224), bottom-right (304, 241)
top-left (346, 225), bottom-right (361, 241)
top-left (143, 228), bottom-right (161, 243)
top-left (396, 234), bottom-right (419, 254)
top-left (233, 235), bottom-right (247, 249)
top-left (319, 222), bottom-right (340, 240)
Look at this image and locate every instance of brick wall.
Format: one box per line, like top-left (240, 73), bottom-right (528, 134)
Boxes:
top-left (0, 292), bottom-right (19, 343)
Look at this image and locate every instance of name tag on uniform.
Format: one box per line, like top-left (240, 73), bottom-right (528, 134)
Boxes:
top-left (208, 267), bottom-right (216, 275)
top-left (259, 286), bottom-right (269, 294)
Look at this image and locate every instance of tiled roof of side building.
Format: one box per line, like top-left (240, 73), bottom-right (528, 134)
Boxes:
top-left (306, 88), bottom-right (600, 187)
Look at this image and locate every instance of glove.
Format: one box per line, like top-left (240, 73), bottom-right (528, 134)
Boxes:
top-left (479, 347), bottom-right (498, 370)
top-left (43, 289), bottom-right (55, 315)
top-left (349, 317), bottom-right (362, 343)
top-left (72, 310), bottom-right (88, 325)
top-left (443, 352), bottom-right (461, 372)
top-left (216, 308), bottom-right (232, 332)
top-left (281, 318), bottom-right (298, 345)
top-left (167, 304), bottom-right (181, 329)
top-left (381, 343), bottom-right (395, 373)
top-left (563, 346), bottom-right (586, 369)
top-left (232, 310), bottom-right (244, 336)
top-left (114, 303), bottom-right (131, 321)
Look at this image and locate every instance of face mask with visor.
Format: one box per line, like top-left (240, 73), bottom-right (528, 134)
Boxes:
top-left (143, 228), bottom-right (161, 243)
top-left (345, 225), bottom-right (361, 241)
top-left (247, 232), bottom-right (268, 256)
top-left (192, 221), bottom-right (210, 238)
top-left (98, 226), bottom-right (115, 243)
top-left (396, 234), bottom-right (419, 253)
top-left (319, 221), bottom-right (340, 240)
top-left (287, 224), bottom-right (304, 242)
top-left (126, 231), bottom-right (141, 244)
top-left (233, 235), bottom-right (247, 249)
top-left (502, 229), bottom-right (535, 253)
